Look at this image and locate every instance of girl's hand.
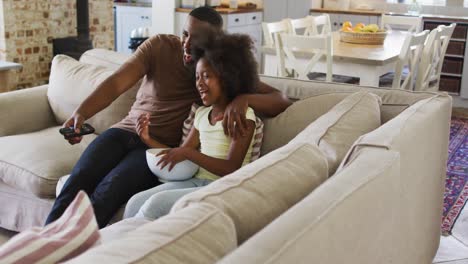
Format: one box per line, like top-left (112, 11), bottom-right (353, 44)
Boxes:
top-left (156, 147), bottom-right (188, 171)
top-left (136, 113), bottom-right (151, 143)
top-left (223, 94), bottom-right (248, 139)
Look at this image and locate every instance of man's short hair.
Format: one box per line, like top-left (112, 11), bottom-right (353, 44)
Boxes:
top-left (189, 6), bottom-right (223, 28)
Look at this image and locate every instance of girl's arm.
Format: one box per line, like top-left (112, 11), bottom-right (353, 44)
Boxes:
top-left (223, 81), bottom-right (292, 138)
top-left (136, 113), bottom-right (169, 148)
top-left (183, 119), bottom-right (256, 176)
top-left (158, 120), bottom-right (255, 176)
top-left (156, 125), bottom-right (200, 170)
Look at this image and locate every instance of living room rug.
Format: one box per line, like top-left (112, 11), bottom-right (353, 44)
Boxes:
top-left (441, 116), bottom-right (468, 235)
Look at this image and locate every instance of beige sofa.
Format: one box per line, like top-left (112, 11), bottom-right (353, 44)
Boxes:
top-left (0, 49), bottom-right (451, 263)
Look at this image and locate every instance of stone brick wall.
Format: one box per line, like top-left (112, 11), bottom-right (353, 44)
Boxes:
top-left (0, 0), bottom-right (114, 89)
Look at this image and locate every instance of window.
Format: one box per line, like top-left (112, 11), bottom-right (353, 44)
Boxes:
top-left (388, 0), bottom-right (468, 6)
top-left (387, 0), bottom-right (445, 5)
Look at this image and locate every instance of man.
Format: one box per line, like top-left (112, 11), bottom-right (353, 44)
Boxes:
top-left (45, 7), bottom-right (291, 228)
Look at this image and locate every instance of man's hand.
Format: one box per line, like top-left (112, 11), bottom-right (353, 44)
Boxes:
top-left (136, 113), bottom-right (151, 144)
top-left (62, 112), bottom-right (85, 145)
top-left (223, 94), bottom-right (249, 139)
top-left (156, 147), bottom-right (188, 171)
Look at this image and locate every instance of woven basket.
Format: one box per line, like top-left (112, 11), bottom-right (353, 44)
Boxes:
top-left (339, 30), bottom-right (388, 45)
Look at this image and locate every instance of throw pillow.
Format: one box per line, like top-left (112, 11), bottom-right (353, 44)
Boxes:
top-left (290, 91), bottom-right (382, 176)
top-left (65, 203), bottom-right (237, 264)
top-left (0, 191), bottom-right (100, 263)
top-left (181, 103), bottom-right (264, 162)
top-left (48, 55), bottom-right (140, 134)
top-left (261, 92), bottom-right (351, 155)
top-left (172, 141), bottom-right (329, 244)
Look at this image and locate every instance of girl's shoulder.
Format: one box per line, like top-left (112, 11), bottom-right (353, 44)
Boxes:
top-left (194, 106), bottom-right (212, 129)
top-left (195, 105), bottom-right (211, 116)
top-left (246, 107), bottom-right (256, 122)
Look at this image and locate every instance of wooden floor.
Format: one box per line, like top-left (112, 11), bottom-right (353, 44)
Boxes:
top-left (452, 107), bottom-right (468, 119)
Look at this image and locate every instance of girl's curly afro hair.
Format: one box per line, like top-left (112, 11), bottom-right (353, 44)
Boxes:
top-left (191, 31), bottom-right (259, 100)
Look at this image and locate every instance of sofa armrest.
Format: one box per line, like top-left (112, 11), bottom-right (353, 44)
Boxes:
top-left (0, 85), bottom-right (57, 136)
top-left (219, 148), bottom-right (410, 264)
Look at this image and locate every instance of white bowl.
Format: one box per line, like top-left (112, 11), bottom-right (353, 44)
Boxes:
top-left (146, 148), bottom-right (199, 182)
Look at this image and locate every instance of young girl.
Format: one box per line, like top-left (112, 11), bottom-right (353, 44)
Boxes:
top-left (123, 32), bottom-right (260, 220)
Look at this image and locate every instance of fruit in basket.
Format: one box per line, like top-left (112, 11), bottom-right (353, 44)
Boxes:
top-left (341, 22), bottom-right (383, 33)
top-left (353, 23), bottom-right (365, 32)
top-left (342, 21), bottom-right (353, 29)
top-left (362, 24), bottom-right (380, 33)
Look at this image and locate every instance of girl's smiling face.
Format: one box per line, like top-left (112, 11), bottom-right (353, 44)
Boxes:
top-left (196, 57), bottom-right (224, 106)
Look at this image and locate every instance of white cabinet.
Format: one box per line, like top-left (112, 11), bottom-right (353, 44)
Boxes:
top-left (115, 5), bottom-right (152, 54)
top-left (311, 12), bottom-right (380, 31)
top-left (175, 11), bottom-right (263, 64)
top-left (263, 0), bottom-right (311, 22)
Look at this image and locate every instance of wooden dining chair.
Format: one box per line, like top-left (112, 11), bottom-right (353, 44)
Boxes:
top-left (262, 19), bottom-right (293, 76)
top-left (379, 30), bottom-right (429, 90)
top-left (290, 14), bottom-right (331, 36)
top-left (262, 19), bottom-right (293, 47)
top-left (415, 23), bottom-right (456, 91)
top-left (275, 33), bottom-right (333, 82)
top-left (380, 14), bottom-right (422, 33)
top-left (290, 16), bottom-right (315, 36)
top-left (311, 14), bottom-right (332, 35)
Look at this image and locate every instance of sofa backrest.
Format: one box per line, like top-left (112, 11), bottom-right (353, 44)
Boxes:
top-left (338, 93), bottom-right (451, 262)
top-left (220, 92), bottom-right (451, 263)
top-left (219, 148), bottom-right (402, 263)
top-left (47, 49), bottom-right (139, 134)
top-left (258, 75), bottom-right (443, 155)
top-left (79, 48), bottom-right (131, 69)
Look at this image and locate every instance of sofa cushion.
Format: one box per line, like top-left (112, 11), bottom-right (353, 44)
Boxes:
top-left (0, 191), bottom-right (100, 263)
top-left (218, 148), bottom-right (401, 264)
top-left (66, 203), bottom-right (237, 264)
top-left (0, 126), bottom-right (97, 198)
top-left (172, 141), bottom-right (328, 244)
top-left (99, 217), bottom-right (151, 244)
top-left (48, 55), bottom-right (139, 134)
top-left (290, 91), bottom-right (381, 175)
top-left (261, 92), bottom-right (350, 155)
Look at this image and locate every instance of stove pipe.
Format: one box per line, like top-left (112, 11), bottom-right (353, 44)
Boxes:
top-left (53, 0), bottom-right (93, 60)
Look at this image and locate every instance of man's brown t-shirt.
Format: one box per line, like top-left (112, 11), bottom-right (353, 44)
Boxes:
top-left (113, 34), bottom-right (201, 147)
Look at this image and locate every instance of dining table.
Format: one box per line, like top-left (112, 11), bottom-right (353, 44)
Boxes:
top-left (261, 30), bottom-right (409, 87)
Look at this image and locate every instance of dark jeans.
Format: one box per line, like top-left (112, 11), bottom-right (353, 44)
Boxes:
top-left (45, 128), bottom-right (160, 228)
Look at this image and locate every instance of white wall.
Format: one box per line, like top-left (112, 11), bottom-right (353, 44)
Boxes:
top-left (152, 0), bottom-right (264, 35)
top-left (152, 0), bottom-right (179, 35)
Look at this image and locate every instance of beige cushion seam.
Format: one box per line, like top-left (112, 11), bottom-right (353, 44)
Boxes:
top-left (182, 144), bottom-right (324, 204)
top-left (358, 94), bottom-right (442, 150)
top-left (0, 160), bottom-right (60, 183)
top-left (129, 208), bottom-right (228, 264)
top-left (80, 54), bottom-right (122, 67)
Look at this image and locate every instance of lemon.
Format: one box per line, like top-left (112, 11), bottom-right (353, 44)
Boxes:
top-left (362, 24), bottom-right (379, 33)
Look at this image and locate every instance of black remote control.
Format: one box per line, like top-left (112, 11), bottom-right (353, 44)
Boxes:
top-left (59, 123), bottom-right (95, 138)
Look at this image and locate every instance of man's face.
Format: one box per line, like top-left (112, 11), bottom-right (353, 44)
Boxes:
top-left (181, 16), bottom-right (216, 67)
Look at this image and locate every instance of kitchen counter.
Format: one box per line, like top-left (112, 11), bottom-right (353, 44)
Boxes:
top-left (176, 7), bottom-right (263, 14)
top-left (0, 61), bottom-right (22, 93)
top-left (114, 2), bottom-right (151, 8)
top-left (311, 8), bottom-right (468, 21)
top-left (310, 8), bottom-right (383, 16)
